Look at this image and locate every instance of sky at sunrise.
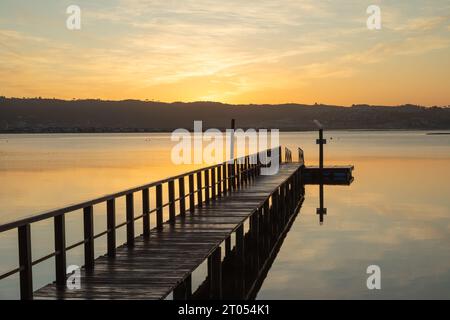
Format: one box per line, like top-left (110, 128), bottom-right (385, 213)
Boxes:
top-left (0, 0), bottom-right (449, 105)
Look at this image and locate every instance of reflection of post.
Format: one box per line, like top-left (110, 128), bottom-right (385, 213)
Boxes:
top-left (316, 182), bottom-right (327, 225)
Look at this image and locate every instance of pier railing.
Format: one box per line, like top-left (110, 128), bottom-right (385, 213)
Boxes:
top-left (0, 146), bottom-right (300, 299)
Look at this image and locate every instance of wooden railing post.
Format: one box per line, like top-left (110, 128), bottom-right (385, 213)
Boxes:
top-left (211, 168), bottom-right (216, 200)
top-left (205, 169), bottom-right (210, 204)
top-left (196, 171), bottom-right (203, 207)
top-left (223, 163), bottom-right (227, 194)
top-left (54, 214), bottom-right (66, 287)
top-left (18, 224), bottom-right (33, 300)
top-left (179, 177), bottom-right (186, 216)
top-left (168, 180), bottom-right (175, 224)
top-left (83, 206), bottom-right (94, 271)
top-left (245, 156), bottom-right (249, 184)
top-left (279, 146), bottom-right (282, 164)
top-left (188, 174), bottom-right (195, 213)
top-left (231, 161), bottom-right (237, 190)
top-left (142, 188), bottom-right (150, 237)
top-left (107, 199), bottom-right (116, 257)
top-left (217, 166), bottom-right (222, 198)
top-left (236, 160), bottom-right (241, 187)
top-left (126, 193), bottom-right (134, 247)
top-left (156, 184), bottom-right (163, 229)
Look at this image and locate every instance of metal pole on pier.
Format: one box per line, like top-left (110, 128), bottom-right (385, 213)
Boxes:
top-left (314, 120), bottom-right (326, 171)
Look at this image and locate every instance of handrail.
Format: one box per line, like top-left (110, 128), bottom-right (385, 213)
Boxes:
top-left (0, 146), bottom-right (286, 299)
top-left (0, 148), bottom-right (279, 233)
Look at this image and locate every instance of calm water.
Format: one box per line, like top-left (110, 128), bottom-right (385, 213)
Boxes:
top-left (0, 131), bottom-right (449, 299)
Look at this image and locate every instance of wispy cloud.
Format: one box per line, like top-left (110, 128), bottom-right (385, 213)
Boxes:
top-left (0, 0), bottom-right (449, 105)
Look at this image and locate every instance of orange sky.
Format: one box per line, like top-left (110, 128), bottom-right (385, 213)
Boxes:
top-left (0, 0), bottom-right (449, 106)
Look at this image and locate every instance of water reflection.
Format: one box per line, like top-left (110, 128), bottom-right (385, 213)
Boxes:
top-left (317, 183), bottom-right (327, 225)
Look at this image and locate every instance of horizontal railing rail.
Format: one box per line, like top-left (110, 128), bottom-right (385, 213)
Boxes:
top-left (0, 146), bottom-right (289, 299)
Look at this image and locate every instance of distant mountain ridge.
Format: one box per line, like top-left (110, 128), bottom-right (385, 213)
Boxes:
top-left (0, 97), bottom-right (449, 133)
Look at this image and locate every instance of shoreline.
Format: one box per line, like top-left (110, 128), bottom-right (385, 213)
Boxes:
top-left (1, 128), bottom-right (450, 135)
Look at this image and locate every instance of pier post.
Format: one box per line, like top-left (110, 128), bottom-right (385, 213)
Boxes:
top-left (196, 171), bottom-right (203, 207)
top-left (222, 164), bottom-right (227, 195)
top-left (314, 120), bottom-right (326, 173)
top-left (217, 166), bottom-right (222, 198)
top-left (173, 275), bottom-right (192, 300)
top-left (107, 199), bottom-right (116, 256)
top-left (205, 170), bottom-right (210, 204)
top-left (208, 246), bottom-right (222, 299)
top-left (54, 214), bottom-right (66, 287)
top-left (18, 224), bottom-right (33, 300)
top-left (178, 177), bottom-right (186, 216)
top-left (168, 180), bottom-right (175, 224)
top-left (142, 189), bottom-right (150, 237)
top-left (188, 174), bottom-right (195, 213)
top-left (211, 168), bottom-right (216, 201)
top-left (126, 193), bottom-right (134, 247)
top-left (235, 225), bottom-right (245, 298)
top-left (83, 206), bottom-right (94, 270)
top-left (156, 184), bottom-right (163, 229)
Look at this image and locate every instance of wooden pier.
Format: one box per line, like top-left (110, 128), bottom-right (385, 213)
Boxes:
top-left (0, 147), bottom-right (309, 300)
top-left (304, 165), bottom-right (354, 185)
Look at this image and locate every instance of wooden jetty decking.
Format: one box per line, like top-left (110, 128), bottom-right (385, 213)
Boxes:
top-left (34, 163), bottom-right (302, 300)
top-left (0, 146), bottom-right (309, 300)
top-left (304, 165), bottom-right (354, 185)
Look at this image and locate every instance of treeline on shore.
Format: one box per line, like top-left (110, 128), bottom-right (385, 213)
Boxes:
top-left (0, 97), bottom-right (449, 132)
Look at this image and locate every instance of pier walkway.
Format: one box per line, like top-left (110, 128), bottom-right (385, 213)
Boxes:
top-left (0, 147), bottom-right (306, 300)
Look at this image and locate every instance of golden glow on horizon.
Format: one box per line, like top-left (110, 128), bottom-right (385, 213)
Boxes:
top-left (0, 1), bottom-right (449, 106)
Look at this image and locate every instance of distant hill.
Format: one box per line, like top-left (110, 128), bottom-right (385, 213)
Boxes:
top-left (0, 97), bottom-right (449, 132)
